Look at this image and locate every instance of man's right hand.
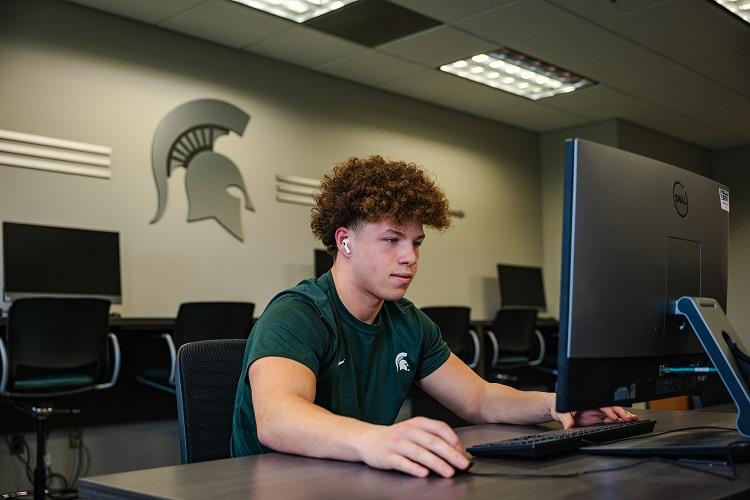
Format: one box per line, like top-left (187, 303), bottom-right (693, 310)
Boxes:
top-left (358, 416), bottom-right (470, 478)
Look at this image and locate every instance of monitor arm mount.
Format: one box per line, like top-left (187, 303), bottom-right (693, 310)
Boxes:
top-left (674, 297), bottom-right (750, 437)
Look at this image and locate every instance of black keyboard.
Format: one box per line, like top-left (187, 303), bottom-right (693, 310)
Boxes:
top-left (467, 419), bottom-right (657, 458)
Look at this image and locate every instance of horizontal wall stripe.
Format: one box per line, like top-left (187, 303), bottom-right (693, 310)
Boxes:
top-left (276, 193), bottom-right (315, 206)
top-left (0, 128), bottom-right (111, 179)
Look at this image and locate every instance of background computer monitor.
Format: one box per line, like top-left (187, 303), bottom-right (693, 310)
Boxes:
top-left (2, 222), bottom-right (122, 303)
top-left (314, 249), bottom-right (333, 278)
top-left (497, 264), bottom-right (546, 311)
top-left (556, 139), bottom-right (728, 412)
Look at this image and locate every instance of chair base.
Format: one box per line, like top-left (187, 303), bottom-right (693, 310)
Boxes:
top-left (0, 487), bottom-right (77, 499)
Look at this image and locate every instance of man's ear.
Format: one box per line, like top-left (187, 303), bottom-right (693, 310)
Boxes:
top-left (334, 227), bottom-right (351, 257)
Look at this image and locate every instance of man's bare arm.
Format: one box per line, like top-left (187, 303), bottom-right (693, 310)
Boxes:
top-left (418, 354), bottom-right (636, 427)
top-left (249, 356), bottom-right (470, 477)
top-left (417, 353), bottom-right (554, 424)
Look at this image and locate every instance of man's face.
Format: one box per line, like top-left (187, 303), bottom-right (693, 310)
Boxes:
top-left (347, 219), bottom-right (425, 302)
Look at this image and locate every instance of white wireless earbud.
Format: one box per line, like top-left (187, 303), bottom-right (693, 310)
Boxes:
top-left (342, 239), bottom-right (351, 255)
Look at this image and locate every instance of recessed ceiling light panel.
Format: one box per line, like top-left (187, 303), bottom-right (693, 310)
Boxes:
top-left (440, 48), bottom-right (596, 101)
top-left (713, 0), bottom-right (750, 25)
top-left (229, 0), bottom-right (359, 23)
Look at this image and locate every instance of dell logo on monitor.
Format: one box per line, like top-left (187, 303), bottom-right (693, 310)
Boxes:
top-left (673, 182), bottom-right (688, 217)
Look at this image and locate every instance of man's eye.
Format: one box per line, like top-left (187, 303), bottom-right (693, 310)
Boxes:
top-left (385, 238), bottom-right (398, 244)
top-left (414, 241), bottom-right (423, 247)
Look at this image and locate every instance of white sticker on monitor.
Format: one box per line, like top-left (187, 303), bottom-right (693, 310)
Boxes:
top-left (719, 188), bottom-right (730, 212)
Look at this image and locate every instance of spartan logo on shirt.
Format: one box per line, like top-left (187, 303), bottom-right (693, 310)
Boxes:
top-left (395, 352), bottom-right (410, 372)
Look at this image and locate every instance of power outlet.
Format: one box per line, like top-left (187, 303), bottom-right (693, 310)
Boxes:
top-left (68, 428), bottom-right (83, 449)
top-left (9, 434), bottom-right (25, 456)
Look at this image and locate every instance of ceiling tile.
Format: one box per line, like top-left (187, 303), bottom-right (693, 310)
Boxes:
top-left (315, 50), bottom-right (424, 85)
top-left (568, 46), bottom-right (674, 84)
top-left (701, 48), bottom-right (750, 100)
top-left (389, 0), bottom-right (517, 23)
top-left (61, 0), bottom-right (750, 150)
top-left (455, 0), bottom-right (586, 47)
top-left (601, 0), bottom-right (731, 45)
top-left (66, 0), bottom-right (209, 24)
top-left (159, 0), bottom-right (293, 49)
top-left (615, 66), bottom-right (750, 134)
top-left (514, 23), bottom-right (636, 69)
top-left (436, 84), bottom-right (531, 120)
top-left (246, 26), bottom-right (364, 69)
top-left (380, 69), bottom-right (475, 100)
top-left (304, 0), bottom-right (440, 48)
top-left (488, 101), bottom-right (590, 131)
top-left (377, 25), bottom-right (496, 67)
top-left (650, 14), bottom-right (750, 59)
top-left (544, 85), bottom-right (652, 121)
top-left (545, 0), bottom-right (666, 22)
top-left (648, 22), bottom-right (750, 99)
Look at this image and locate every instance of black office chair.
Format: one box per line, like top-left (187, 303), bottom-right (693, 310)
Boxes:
top-left (0, 298), bottom-right (120, 500)
top-left (175, 339), bottom-right (246, 463)
top-left (420, 306), bottom-right (480, 369)
top-left (409, 307), bottom-right (478, 428)
top-left (136, 302), bottom-right (254, 394)
top-left (485, 309), bottom-right (555, 389)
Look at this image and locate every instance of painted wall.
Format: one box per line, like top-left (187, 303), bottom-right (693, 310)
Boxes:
top-left (0, 0), bottom-right (542, 320)
top-left (539, 120), bottom-right (619, 318)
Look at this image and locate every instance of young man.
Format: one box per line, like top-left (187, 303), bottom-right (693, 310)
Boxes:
top-left (232, 156), bottom-right (635, 478)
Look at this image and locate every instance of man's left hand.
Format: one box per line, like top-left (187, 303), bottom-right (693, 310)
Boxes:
top-left (552, 406), bottom-right (637, 429)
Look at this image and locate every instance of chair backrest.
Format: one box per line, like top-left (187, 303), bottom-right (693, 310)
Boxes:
top-left (493, 308), bottom-right (538, 355)
top-left (5, 298), bottom-right (111, 390)
top-left (421, 306), bottom-right (471, 357)
top-left (175, 302), bottom-right (254, 346)
top-left (175, 339), bottom-right (246, 464)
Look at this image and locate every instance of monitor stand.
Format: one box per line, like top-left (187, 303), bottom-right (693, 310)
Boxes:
top-left (581, 297), bottom-right (750, 461)
top-left (675, 296), bottom-right (750, 437)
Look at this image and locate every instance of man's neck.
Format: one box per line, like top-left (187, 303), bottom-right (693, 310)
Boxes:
top-left (330, 265), bottom-right (383, 324)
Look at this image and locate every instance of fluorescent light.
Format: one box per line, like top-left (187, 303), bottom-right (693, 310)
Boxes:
top-left (713, 0), bottom-right (750, 24)
top-left (229, 0), bottom-right (358, 23)
top-left (440, 47), bottom-right (596, 101)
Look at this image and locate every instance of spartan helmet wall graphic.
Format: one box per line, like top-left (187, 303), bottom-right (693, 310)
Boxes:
top-left (150, 99), bottom-right (254, 241)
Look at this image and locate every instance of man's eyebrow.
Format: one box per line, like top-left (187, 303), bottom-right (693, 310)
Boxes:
top-left (383, 228), bottom-right (426, 240)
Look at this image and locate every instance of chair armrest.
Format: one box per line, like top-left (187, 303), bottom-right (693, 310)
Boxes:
top-left (0, 337), bottom-right (7, 394)
top-left (161, 333), bottom-right (177, 385)
top-left (484, 328), bottom-right (500, 367)
top-left (95, 333), bottom-right (122, 390)
top-left (467, 328), bottom-right (481, 369)
top-left (529, 329), bottom-right (546, 366)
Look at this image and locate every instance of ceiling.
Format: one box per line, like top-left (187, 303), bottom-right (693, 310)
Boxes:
top-left (65, 0), bottom-right (750, 150)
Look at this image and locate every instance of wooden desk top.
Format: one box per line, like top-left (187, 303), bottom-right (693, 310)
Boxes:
top-left (79, 409), bottom-right (750, 500)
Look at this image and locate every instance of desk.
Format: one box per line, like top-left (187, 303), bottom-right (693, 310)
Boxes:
top-left (79, 409), bottom-right (750, 499)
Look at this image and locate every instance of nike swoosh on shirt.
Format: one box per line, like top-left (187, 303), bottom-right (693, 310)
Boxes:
top-left (338, 359), bottom-right (346, 366)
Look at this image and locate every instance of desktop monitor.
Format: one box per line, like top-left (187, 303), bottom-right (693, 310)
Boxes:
top-left (556, 139), bottom-right (728, 412)
top-left (314, 249), bottom-right (333, 279)
top-left (497, 264), bottom-right (546, 311)
top-left (2, 222), bottom-right (122, 303)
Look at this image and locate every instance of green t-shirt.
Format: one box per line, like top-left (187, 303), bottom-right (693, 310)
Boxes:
top-left (231, 271), bottom-right (451, 457)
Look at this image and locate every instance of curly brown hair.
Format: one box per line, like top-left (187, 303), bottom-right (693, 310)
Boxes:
top-left (311, 155), bottom-right (451, 254)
